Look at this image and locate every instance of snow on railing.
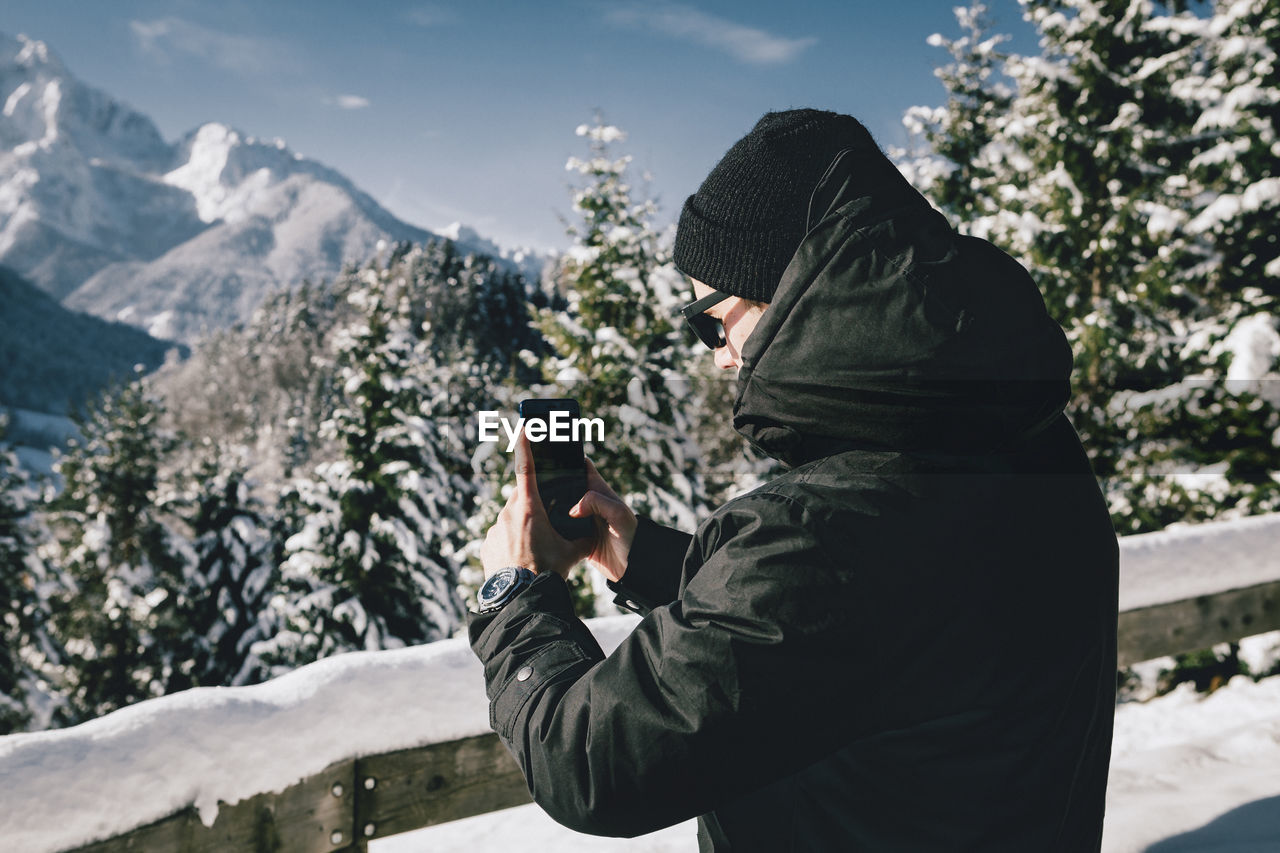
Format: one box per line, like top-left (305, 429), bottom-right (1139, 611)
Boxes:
top-left (3, 514), bottom-right (1280, 852)
top-left (1116, 512), bottom-right (1280, 665)
top-left (1, 617), bottom-right (639, 853)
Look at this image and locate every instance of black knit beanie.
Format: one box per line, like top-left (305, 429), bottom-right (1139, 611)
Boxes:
top-left (674, 109), bottom-right (877, 303)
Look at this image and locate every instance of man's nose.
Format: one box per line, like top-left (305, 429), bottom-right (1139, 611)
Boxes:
top-left (714, 346), bottom-right (736, 370)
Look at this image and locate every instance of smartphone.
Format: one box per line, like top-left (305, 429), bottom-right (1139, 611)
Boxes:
top-left (517, 398), bottom-right (595, 540)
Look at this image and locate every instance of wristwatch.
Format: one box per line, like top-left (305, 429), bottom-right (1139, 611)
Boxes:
top-left (477, 567), bottom-right (537, 614)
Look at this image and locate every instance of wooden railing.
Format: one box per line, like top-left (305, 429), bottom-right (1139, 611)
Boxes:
top-left (1114, 511), bottom-right (1280, 666)
top-left (74, 733), bottom-right (529, 853)
top-left (58, 513), bottom-right (1280, 852)
top-left (1117, 577), bottom-right (1280, 666)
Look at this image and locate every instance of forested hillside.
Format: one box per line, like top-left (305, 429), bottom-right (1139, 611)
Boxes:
top-left (0, 266), bottom-right (178, 415)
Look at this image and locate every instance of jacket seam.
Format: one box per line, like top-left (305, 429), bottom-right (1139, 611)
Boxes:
top-left (711, 491), bottom-right (846, 574)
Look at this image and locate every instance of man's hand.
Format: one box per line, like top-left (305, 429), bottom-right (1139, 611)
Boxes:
top-left (480, 434), bottom-right (639, 585)
top-left (481, 434), bottom-right (592, 580)
top-left (568, 458), bottom-right (637, 584)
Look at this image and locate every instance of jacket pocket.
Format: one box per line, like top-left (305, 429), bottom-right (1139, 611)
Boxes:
top-left (490, 640), bottom-right (592, 741)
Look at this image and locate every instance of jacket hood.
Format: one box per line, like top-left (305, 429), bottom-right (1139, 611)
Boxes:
top-left (733, 144), bottom-right (1073, 467)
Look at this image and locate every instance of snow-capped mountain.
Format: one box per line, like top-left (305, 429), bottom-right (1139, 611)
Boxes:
top-left (63, 120), bottom-right (443, 340)
top-left (0, 34), bottom-right (202, 304)
top-left (0, 32), bottom-right (545, 342)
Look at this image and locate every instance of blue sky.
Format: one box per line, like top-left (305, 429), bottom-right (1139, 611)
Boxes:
top-left (2, 0), bottom-right (1039, 251)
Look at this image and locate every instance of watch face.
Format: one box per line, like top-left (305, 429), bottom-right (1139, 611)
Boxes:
top-left (479, 568), bottom-right (517, 607)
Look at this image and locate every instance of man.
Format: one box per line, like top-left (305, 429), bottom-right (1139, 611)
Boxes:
top-left (472, 109), bottom-right (1119, 851)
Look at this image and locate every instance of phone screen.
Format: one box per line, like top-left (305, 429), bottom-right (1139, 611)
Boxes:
top-left (517, 398), bottom-right (595, 540)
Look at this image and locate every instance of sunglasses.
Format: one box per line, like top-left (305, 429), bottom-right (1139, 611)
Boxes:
top-left (678, 290), bottom-right (732, 350)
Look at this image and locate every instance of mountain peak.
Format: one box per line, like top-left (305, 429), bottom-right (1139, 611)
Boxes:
top-left (439, 221), bottom-right (487, 246)
top-left (165, 123), bottom-right (248, 223)
top-left (2, 33), bottom-right (65, 74)
top-left (166, 122), bottom-right (337, 225)
top-left (1, 30), bottom-right (169, 170)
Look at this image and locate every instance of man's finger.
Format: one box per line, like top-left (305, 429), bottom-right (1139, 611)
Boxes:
top-left (571, 489), bottom-right (622, 522)
top-left (584, 457), bottom-right (622, 502)
top-left (569, 492), bottom-right (593, 518)
top-left (513, 432), bottom-right (540, 503)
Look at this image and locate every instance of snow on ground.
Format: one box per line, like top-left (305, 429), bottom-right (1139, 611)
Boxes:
top-left (371, 671), bottom-right (1280, 853)
top-left (1104, 673), bottom-right (1280, 853)
top-left (373, 804), bottom-right (698, 852)
top-left (3, 407), bottom-right (79, 476)
top-left (13, 444), bottom-right (54, 475)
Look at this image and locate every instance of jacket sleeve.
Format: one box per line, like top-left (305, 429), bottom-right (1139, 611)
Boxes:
top-left (468, 492), bottom-right (856, 838)
top-left (605, 515), bottom-right (692, 616)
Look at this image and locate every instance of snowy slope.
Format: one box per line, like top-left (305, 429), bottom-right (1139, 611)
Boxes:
top-left (375, 804), bottom-right (697, 851)
top-left (0, 31), bottom-right (548, 343)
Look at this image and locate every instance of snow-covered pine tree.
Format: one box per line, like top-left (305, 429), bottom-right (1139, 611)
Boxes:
top-left (1170, 0), bottom-right (1280, 307)
top-left (904, 0), bottom-right (1280, 532)
top-left (993, 0), bottom-right (1216, 530)
top-left (144, 239), bottom-right (542, 629)
top-left (176, 443), bottom-right (278, 686)
top-left (1112, 0), bottom-right (1280, 674)
top-left (408, 238), bottom-right (546, 379)
top-left (898, 2), bottom-right (1015, 230)
top-left (0, 423), bottom-right (59, 733)
top-left (536, 119), bottom-right (710, 613)
top-left (42, 378), bottom-right (191, 724)
top-left (259, 265), bottom-right (470, 672)
top-left (1107, 0), bottom-right (1280, 531)
top-left (134, 277), bottom-right (346, 689)
top-left (399, 240), bottom-right (552, 610)
top-left (402, 238), bottom-right (548, 459)
top-left (991, 0), bottom-right (1198, 395)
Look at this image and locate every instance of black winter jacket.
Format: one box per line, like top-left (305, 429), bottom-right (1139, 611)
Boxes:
top-left (469, 140), bottom-right (1119, 851)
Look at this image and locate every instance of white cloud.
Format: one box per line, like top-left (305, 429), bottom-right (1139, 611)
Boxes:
top-left (129, 18), bottom-right (296, 75)
top-left (333, 94), bottom-right (370, 110)
top-left (605, 3), bottom-right (816, 65)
